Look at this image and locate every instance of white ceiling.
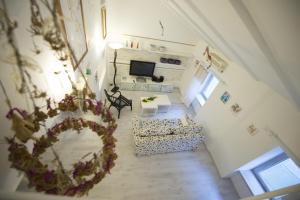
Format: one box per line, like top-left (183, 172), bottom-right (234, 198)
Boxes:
top-left (107, 0), bottom-right (300, 109)
top-left (106, 0), bottom-right (200, 44)
top-left (167, 0), bottom-right (300, 109)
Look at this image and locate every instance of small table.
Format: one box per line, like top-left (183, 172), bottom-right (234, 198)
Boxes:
top-left (140, 95), bottom-right (171, 116)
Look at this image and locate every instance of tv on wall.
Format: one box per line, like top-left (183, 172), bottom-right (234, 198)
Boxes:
top-left (129, 60), bottom-right (155, 77)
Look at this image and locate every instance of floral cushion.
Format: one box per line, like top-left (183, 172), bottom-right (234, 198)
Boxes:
top-left (174, 116), bottom-right (203, 135)
top-left (136, 117), bottom-right (203, 136)
top-left (138, 118), bottom-right (180, 136)
top-left (140, 118), bottom-right (179, 128)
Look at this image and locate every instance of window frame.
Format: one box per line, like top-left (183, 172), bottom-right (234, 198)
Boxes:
top-left (197, 72), bottom-right (219, 105)
top-left (251, 153), bottom-right (289, 192)
top-left (200, 73), bottom-right (214, 101)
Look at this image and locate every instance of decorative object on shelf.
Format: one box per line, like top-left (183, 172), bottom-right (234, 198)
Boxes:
top-left (152, 75), bottom-right (164, 83)
top-left (167, 58), bottom-right (175, 64)
top-left (57, 0), bottom-right (88, 70)
top-left (203, 46), bottom-right (212, 70)
top-left (160, 57), bottom-right (181, 65)
top-left (0, 1), bottom-right (118, 196)
top-left (108, 41), bottom-right (124, 93)
top-left (159, 20), bottom-right (164, 37)
top-left (150, 44), bottom-right (157, 51)
top-left (125, 39), bottom-right (140, 49)
top-left (142, 96), bottom-right (157, 103)
top-left (149, 44), bottom-right (167, 52)
top-left (203, 46), bottom-right (227, 73)
top-left (220, 91), bottom-right (230, 104)
top-left (160, 57), bottom-right (168, 63)
top-left (101, 6), bottom-right (107, 39)
top-left (231, 103), bottom-right (242, 113)
top-left (158, 46), bottom-right (166, 52)
top-left (174, 59), bottom-right (181, 65)
top-left (247, 124), bottom-right (258, 136)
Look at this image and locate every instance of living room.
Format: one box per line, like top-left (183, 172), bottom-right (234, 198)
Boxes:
top-left (0, 0), bottom-right (300, 200)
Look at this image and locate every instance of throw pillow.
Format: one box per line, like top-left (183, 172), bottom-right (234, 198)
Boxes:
top-left (180, 116), bottom-right (188, 127)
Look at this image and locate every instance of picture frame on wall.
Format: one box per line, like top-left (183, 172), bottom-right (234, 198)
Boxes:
top-left (220, 91), bottom-right (230, 104)
top-left (101, 6), bottom-right (107, 39)
top-left (247, 124), bottom-right (258, 136)
top-left (231, 103), bottom-right (242, 113)
top-left (56, 0), bottom-right (88, 70)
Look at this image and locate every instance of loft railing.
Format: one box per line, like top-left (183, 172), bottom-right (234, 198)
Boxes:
top-left (241, 184), bottom-right (300, 200)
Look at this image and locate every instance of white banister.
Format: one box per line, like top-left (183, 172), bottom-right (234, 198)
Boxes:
top-left (241, 184), bottom-right (300, 200)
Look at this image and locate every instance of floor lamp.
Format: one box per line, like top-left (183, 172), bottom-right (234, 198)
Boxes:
top-left (109, 42), bottom-right (123, 93)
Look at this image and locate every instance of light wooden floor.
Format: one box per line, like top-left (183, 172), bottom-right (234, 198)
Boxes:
top-left (18, 90), bottom-right (239, 200)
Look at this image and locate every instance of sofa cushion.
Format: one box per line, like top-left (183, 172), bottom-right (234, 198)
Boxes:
top-left (180, 117), bottom-right (188, 126)
top-left (140, 118), bottom-right (179, 127)
top-left (139, 126), bottom-right (173, 136)
top-left (173, 116), bottom-right (203, 135)
top-left (137, 118), bottom-right (180, 136)
top-left (135, 117), bottom-right (203, 136)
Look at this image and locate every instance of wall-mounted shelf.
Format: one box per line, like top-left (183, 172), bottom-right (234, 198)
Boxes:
top-left (120, 46), bottom-right (193, 58)
top-left (122, 47), bottom-right (142, 51)
top-left (156, 62), bottom-right (185, 70)
top-left (145, 48), bottom-right (193, 58)
top-left (120, 76), bottom-right (174, 93)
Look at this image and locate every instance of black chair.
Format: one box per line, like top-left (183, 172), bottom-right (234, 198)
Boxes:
top-left (104, 89), bottom-right (132, 119)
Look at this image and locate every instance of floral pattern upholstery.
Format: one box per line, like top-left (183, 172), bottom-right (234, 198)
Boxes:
top-left (132, 116), bottom-right (205, 156)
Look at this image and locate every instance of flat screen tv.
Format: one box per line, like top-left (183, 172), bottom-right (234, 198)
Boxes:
top-left (129, 60), bottom-right (155, 77)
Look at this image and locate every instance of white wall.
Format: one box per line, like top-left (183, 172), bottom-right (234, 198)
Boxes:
top-left (230, 172), bottom-right (252, 198)
top-left (193, 42), bottom-right (300, 177)
top-left (106, 0), bottom-right (200, 45)
top-left (105, 46), bottom-right (191, 88)
top-left (76, 0), bottom-right (107, 99)
top-left (0, 0), bottom-right (106, 191)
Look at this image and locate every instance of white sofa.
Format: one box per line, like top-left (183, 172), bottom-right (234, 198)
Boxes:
top-left (132, 116), bottom-right (205, 156)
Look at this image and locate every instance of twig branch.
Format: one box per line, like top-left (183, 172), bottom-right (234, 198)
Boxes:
top-left (0, 80), bottom-right (12, 109)
top-left (1, 0), bottom-right (37, 109)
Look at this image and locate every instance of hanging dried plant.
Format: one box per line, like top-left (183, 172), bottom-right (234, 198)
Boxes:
top-left (29, 0), bottom-right (68, 61)
top-left (6, 93), bottom-right (118, 197)
top-left (0, 0), bottom-right (118, 197)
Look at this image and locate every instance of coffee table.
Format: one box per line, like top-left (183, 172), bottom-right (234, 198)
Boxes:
top-left (140, 95), bottom-right (171, 116)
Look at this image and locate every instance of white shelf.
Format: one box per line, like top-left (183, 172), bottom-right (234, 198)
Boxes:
top-left (156, 62), bottom-right (185, 70)
top-left (145, 48), bottom-right (193, 58)
top-left (120, 46), bottom-right (193, 58)
top-left (120, 76), bottom-right (174, 93)
top-left (122, 47), bottom-right (142, 51)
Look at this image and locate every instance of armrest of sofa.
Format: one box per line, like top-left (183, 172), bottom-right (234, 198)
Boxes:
top-left (132, 116), bottom-right (140, 136)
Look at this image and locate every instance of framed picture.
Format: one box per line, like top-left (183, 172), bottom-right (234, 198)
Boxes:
top-left (247, 124), bottom-right (258, 136)
top-left (101, 6), bottom-right (107, 39)
top-left (56, 0), bottom-right (88, 70)
top-left (231, 103), bottom-right (242, 113)
top-left (220, 91), bottom-right (230, 104)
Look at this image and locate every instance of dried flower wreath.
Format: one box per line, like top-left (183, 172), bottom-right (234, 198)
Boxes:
top-left (0, 0), bottom-right (117, 197)
top-left (6, 94), bottom-right (117, 196)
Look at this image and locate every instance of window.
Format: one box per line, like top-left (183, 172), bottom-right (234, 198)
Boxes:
top-left (197, 72), bottom-right (219, 105)
top-left (252, 153), bottom-right (300, 193)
